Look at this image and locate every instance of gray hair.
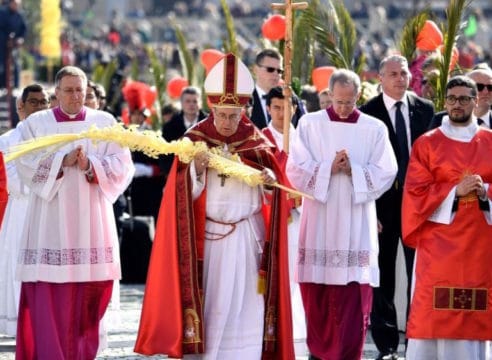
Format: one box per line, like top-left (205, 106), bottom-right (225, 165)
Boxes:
top-left (329, 69), bottom-right (361, 94)
top-left (55, 66), bottom-right (87, 87)
top-left (379, 55), bottom-right (409, 75)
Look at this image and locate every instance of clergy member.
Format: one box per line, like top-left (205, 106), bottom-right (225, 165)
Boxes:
top-left (403, 76), bottom-right (492, 360)
top-left (14, 66), bottom-right (134, 359)
top-left (262, 86), bottom-right (307, 355)
top-left (135, 53), bottom-right (294, 359)
top-left (286, 69), bottom-right (397, 359)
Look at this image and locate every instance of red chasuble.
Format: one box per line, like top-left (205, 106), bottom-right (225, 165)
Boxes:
top-left (135, 115), bottom-right (294, 359)
top-left (402, 128), bottom-right (492, 340)
top-left (0, 152), bottom-right (7, 227)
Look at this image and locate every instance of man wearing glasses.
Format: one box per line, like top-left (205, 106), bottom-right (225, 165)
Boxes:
top-left (403, 75), bottom-right (492, 359)
top-left (287, 69), bottom-right (397, 360)
top-left (17, 83), bottom-right (50, 120)
top-left (429, 67), bottom-right (492, 130)
top-left (251, 48), bottom-right (284, 129)
top-left (136, 53), bottom-right (294, 359)
top-left (250, 48), bottom-right (305, 129)
top-left (14, 66), bottom-right (134, 359)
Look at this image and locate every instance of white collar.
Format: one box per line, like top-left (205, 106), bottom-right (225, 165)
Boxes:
top-left (440, 115), bottom-right (480, 142)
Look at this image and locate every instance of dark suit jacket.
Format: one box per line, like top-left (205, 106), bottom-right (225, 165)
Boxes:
top-left (429, 110), bottom-right (492, 129)
top-left (160, 110), bottom-right (208, 175)
top-left (359, 92), bottom-right (434, 222)
top-left (250, 88), bottom-right (305, 129)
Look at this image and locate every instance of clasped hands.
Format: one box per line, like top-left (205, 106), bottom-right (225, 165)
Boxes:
top-left (331, 150), bottom-right (351, 176)
top-left (456, 174), bottom-right (486, 199)
top-left (62, 145), bottom-right (90, 171)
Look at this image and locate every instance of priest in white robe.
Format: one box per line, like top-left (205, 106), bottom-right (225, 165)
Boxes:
top-left (286, 69), bottom-right (397, 360)
top-left (14, 66), bottom-right (134, 360)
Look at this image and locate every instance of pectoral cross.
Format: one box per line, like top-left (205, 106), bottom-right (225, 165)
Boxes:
top-left (218, 173), bottom-right (230, 186)
top-left (271, 0), bottom-right (308, 154)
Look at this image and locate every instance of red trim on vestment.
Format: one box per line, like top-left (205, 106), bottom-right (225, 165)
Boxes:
top-left (0, 152), bottom-right (7, 228)
top-left (135, 116), bottom-right (294, 359)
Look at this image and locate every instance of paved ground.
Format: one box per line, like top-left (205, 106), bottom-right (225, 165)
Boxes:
top-left (0, 284), bottom-right (406, 359)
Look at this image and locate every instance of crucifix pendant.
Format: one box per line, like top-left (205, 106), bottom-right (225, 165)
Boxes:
top-left (218, 173), bottom-right (230, 186)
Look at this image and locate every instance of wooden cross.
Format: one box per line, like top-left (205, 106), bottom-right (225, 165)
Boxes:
top-left (218, 173), bottom-right (230, 186)
top-left (271, 0), bottom-right (308, 154)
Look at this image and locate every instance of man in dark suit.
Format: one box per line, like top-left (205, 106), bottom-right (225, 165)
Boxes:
top-left (429, 68), bottom-right (492, 129)
top-left (161, 86), bottom-right (208, 178)
top-left (250, 48), bottom-right (304, 129)
top-left (359, 54), bottom-right (434, 360)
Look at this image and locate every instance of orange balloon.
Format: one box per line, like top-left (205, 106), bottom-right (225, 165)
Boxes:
top-left (312, 66), bottom-right (336, 92)
top-left (261, 14), bottom-right (286, 41)
top-left (416, 20), bottom-right (443, 51)
top-left (200, 49), bottom-right (225, 73)
top-left (166, 77), bottom-right (189, 99)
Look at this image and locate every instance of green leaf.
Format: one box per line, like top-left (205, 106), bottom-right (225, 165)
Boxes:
top-left (173, 23), bottom-right (195, 85)
top-left (220, 0), bottom-right (238, 55)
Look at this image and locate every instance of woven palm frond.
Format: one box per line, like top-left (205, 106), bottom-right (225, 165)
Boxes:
top-left (5, 125), bottom-right (311, 199)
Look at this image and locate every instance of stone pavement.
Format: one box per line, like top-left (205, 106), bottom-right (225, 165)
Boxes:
top-left (0, 284), bottom-right (406, 359)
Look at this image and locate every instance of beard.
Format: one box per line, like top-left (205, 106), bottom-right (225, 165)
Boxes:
top-left (448, 109), bottom-right (472, 124)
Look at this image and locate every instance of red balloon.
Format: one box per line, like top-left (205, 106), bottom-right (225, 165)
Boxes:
top-left (416, 20), bottom-right (443, 51)
top-left (261, 14), bottom-right (286, 41)
top-left (166, 77), bottom-right (189, 99)
top-left (312, 66), bottom-right (336, 92)
top-left (200, 49), bottom-right (225, 73)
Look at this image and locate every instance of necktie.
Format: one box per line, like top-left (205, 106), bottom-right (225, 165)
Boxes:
top-left (395, 101), bottom-right (409, 185)
top-left (261, 94), bottom-right (271, 123)
top-left (478, 118), bottom-right (485, 126)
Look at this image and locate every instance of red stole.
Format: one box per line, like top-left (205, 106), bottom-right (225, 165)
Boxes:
top-left (135, 115), bottom-right (294, 359)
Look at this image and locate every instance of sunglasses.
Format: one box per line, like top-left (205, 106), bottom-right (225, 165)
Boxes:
top-left (476, 83), bottom-right (492, 92)
top-left (258, 65), bottom-right (284, 75)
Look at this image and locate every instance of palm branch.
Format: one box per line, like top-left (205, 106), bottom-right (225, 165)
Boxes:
top-left (434, 0), bottom-right (471, 111)
top-left (173, 23), bottom-right (195, 85)
top-left (398, 10), bottom-right (430, 63)
top-left (220, 0), bottom-right (238, 55)
top-left (292, 1), bottom-right (317, 85)
top-left (304, 0), bottom-right (364, 74)
top-left (146, 46), bottom-right (167, 128)
top-left (91, 59), bottom-right (118, 96)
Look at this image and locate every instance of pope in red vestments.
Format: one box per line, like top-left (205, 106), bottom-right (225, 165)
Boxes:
top-left (135, 53), bottom-right (294, 359)
top-left (403, 76), bottom-right (492, 359)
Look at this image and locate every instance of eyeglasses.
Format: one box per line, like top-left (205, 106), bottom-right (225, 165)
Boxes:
top-left (215, 112), bottom-right (241, 122)
top-left (258, 65), bottom-right (284, 75)
top-left (26, 98), bottom-right (49, 106)
top-left (476, 83), bottom-right (492, 92)
top-left (445, 95), bottom-right (475, 105)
